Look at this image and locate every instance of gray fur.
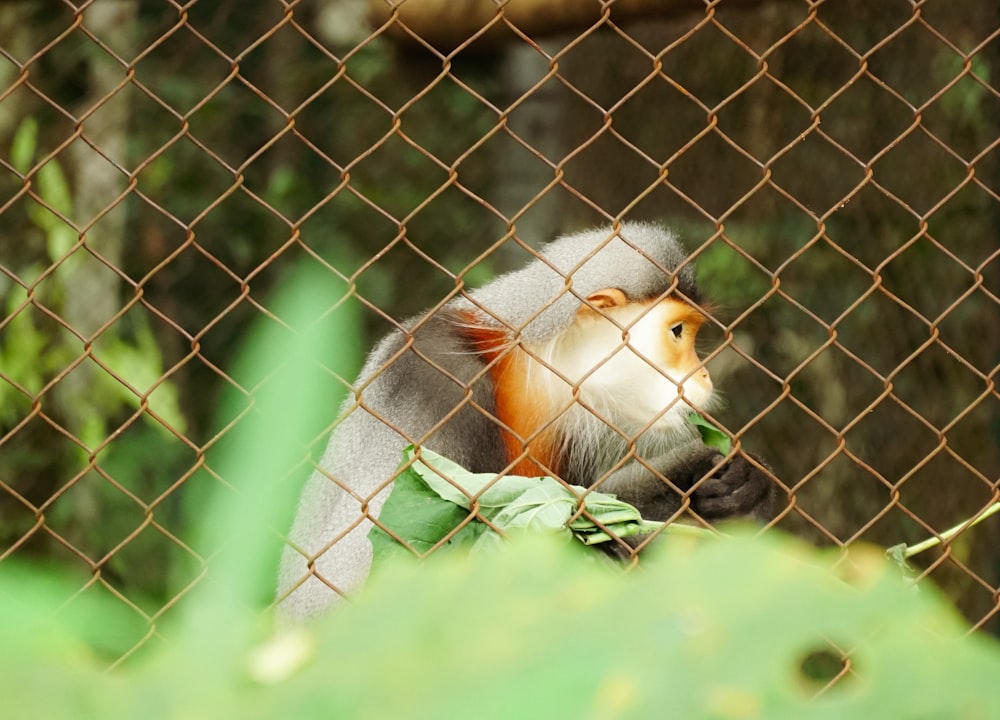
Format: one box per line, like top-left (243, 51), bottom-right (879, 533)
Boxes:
top-left (276, 222), bottom-right (699, 619)
top-left (463, 222), bottom-right (699, 341)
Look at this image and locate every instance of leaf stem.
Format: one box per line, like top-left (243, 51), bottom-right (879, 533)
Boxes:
top-left (901, 501), bottom-right (1000, 559)
top-left (576, 520), bottom-right (716, 546)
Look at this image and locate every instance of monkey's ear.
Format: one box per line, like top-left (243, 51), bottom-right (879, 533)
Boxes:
top-left (580, 288), bottom-right (629, 316)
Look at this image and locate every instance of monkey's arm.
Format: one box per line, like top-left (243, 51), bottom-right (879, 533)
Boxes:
top-left (593, 443), bottom-right (776, 524)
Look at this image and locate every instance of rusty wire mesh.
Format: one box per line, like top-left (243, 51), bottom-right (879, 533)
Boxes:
top-left (0, 0), bottom-right (998, 664)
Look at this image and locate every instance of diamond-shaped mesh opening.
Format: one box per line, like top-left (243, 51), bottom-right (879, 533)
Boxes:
top-left (769, 130), bottom-right (869, 213)
top-left (355, 236), bottom-right (461, 313)
top-left (874, 128), bottom-right (971, 216)
top-left (835, 290), bottom-right (933, 378)
top-left (187, 86), bottom-right (289, 171)
top-left (183, 0), bottom-right (288, 61)
top-left (457, 129), bottom-right (551, 215)
top-left (399, 78), bottom-right (499, 168)
top-left (715, 76), bottom-right (817, 164)
top-left (134, 135), bottom-right (239, 225)
top-left (825, 183), bottom-right (925, 268)
top-left (557, 32), bottom-right (660, 111)
top-left (0, 87), bottom-right (77, 163)
top-left (881, 236), bottom-right (979, 321)
top-left (298, 188), bottom-right (398, 259)
top-left (936, 289), bottom-right (1000, 375)
top-left (928, 183), bottom-right (1000, 265)
top-left (190, 189), bottom-right (295, 273)
top-left (779, 238), bottom-right (876, 324)
top-left (695, 232), bottom-right (776, 313)
top-left (719, 292), bottom-right (831, 380)
top-left (891, 341), bottom-right (993, 431)
top-left (948, 393), bottom-right (1000, 475)
top-left (786, 345), bottom-right (888, 429)
top-left (817, 0), bottom-right (917, 55)
top-left (347, 133), bottom-right (453, 220)
top-left (562, 131), bottom-right (668, 215)
top-left (660, 21), bottom-right (763, 111)
top-left (62, 136), bottom-right (131, 218)
top-left (922, 59), bottom-right (1000, 159)
top-left (14, 28), bottom-right (94, 102)
top-left (611, 76), bottom-right (708, 157)
top-left (236, 23), bottom-right (341, 112)
top-left (293, 79), bottom-right (395, 166)
top-left (819, 74), bottom-right (915, 163)
top-left (132, 26), bottom-right (235, 117)
top-left (765, 19), bottom-right (862, 110)
top-left (789, 452), bottom-right (892, 542)
top-left (667, 131), bottom-right (767, 218)
top-left (3, 0), bottom-right (999, 679)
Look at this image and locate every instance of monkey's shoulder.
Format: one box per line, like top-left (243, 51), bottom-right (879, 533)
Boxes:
top-left (357, 309), bottom-right (492, 400)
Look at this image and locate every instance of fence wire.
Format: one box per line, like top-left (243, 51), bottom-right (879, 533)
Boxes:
top-left (0, 0), bottom-right (998, 665)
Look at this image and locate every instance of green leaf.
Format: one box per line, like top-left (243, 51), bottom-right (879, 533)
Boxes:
top-left (567, 492), bottom-right (644, 529)
top-left (403, 448), bottom-right (498, 508)
top-left (688, 412), bottom-right (732, 454)
top-left (95, 324), bottom-right (188, 434)
top-left (27, 158), bottom-right (77, 262)
top-left (36, 159), bottom-right (73, 217)
top-left (10, 117), bottom-right (38, 174)
top-left (471, 485), bottom-right (576, 553)
top-left (368, 462), bottom-right (485, 566)
top-left (487, 485), bottom-right (576, 531)
top-left (128, 322), bottom-right (186, 427)
top-left (371, 449), bottom-right (678, 564)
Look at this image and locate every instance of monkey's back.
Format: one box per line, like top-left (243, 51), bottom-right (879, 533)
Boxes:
top-left (276, 311), bottom-right (505, 618)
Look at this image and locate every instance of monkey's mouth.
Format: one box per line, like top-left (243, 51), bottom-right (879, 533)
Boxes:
top-left (610, 402), bottom-right (699, 433)
top-left (648, 392), bottom-right (716, 425)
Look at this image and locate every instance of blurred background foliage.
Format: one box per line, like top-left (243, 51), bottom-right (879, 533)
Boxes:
top-left (0, 0), bottom-right (998, 650)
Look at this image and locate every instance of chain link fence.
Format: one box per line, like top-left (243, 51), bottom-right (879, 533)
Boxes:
top-left (1, 0), bottom-right (998, 663)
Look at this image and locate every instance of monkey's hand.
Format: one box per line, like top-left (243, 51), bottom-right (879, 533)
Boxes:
top-left (594, 446), bottom-right (776, 525)
top-left (591, 447), bottom-right (776, 561)
top-left (686, 449), bottom-right (775, 523)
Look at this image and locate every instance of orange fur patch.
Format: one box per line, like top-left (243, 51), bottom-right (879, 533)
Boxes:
top-left (456, 311), bottom-right (560, 478)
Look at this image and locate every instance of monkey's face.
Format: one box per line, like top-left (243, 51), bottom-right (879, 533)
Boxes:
top-left (552, 293), bottom-right (714, 430)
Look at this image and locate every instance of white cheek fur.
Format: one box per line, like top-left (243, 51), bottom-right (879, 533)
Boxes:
top-left (537, 305), bottom-right (714, 428)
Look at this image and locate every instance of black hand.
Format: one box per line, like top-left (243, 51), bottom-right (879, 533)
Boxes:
top-left (689, 452), bottom-right (775, 522)
top-left (594, 445), bottom-right (777, 525)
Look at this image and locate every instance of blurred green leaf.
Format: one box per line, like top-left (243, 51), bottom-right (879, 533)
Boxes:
top-left (177, 262), bottom-right (359, 649)
top-left (269, 532), bottom-right (1000, 720)
top-left (95, 321), bottom-right (188, 433)
top-left (30, 159), bottom-right (76, 261)
top-left (0, 279), bottom-right (76, 426)
top-left (11, 117), bottom-right (39, 174)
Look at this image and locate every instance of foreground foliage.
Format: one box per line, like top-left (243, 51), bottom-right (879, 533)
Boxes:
top-left (4, 530), bottom-right (1000, 719)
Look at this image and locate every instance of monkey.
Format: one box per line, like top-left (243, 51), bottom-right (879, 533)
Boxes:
top-left (277, 222), bottom-right (776, 619)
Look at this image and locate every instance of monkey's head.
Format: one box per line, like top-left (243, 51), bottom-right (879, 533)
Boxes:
top-left (547, 286), bottom-right (714, 431)
top-left (468, 222), bottom-right (714, 432)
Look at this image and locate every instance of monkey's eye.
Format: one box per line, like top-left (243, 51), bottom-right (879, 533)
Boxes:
top-left (670, 322), bottom-right (684, 340)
